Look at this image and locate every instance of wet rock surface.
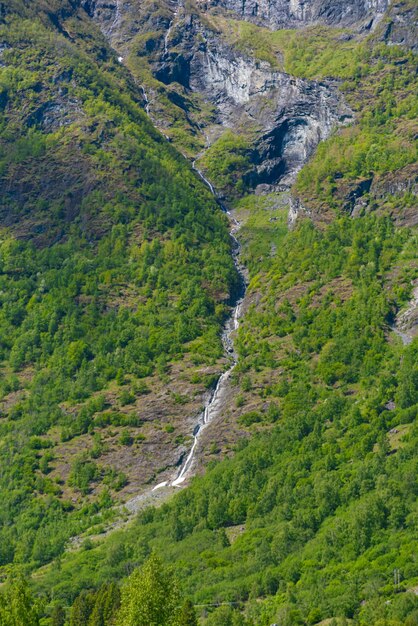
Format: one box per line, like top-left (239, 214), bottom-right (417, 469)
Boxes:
top-left (178, 19), bottom-right (352, 187)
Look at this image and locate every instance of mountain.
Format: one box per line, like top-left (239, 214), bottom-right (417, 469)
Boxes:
top-left (0, 0), bottom-right (417, 624)
top-left (0, 0), bottom-right (237, 569)
top-left (85, 0), bottom-right (416, 218)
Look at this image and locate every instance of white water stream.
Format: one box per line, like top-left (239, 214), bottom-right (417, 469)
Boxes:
top-left (164, 1), bottom-right (181, 58)
top-left (140, 85), bottom-right (151, 116)
top-left (104, 26), bottom-right (246, 504)
top-left (65, 1), bottom-right (247, 545)
top-left (153, 195), bottom-right (245, 490)
top-left (108, 0), bottom-right (122, 38)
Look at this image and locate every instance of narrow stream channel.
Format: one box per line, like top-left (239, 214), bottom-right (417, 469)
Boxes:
top-left (70, 132), bottom-right (247, 539)
top-left (103, 38), bottom-right (247, 513)
top-left (66, 6), bottom-right (248, 548)
top-left (153, 166), bottom-right (247, 490)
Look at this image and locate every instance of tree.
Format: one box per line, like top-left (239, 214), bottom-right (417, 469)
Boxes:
top-left (70, 591), bottom-right (95, 626)
top-left (89, 582), bottom-right (120, 626)
top-left (178, 599), bottom-right (198, 626)
top-left (117, 554), bottom-right (181, 626)
top-left (0, 575), bottom-right (42, 626)
top-left (51, 605), bottom-right (66, 626)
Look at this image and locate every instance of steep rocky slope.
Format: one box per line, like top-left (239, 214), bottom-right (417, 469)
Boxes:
top-left (85, 0), bottom-right (355, 192)
top-left (84, 0), bottom-right (416, 213)
top-left (0, 0), bottom-right (417, 623)
top-left (202, 0), bottom-right (390, 29)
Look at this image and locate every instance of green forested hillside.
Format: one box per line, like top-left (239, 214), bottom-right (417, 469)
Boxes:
top-left (35, 211), bottom-right (418, 625)
top-left (0, 2), bottom-right (236, 573)
top-left (0, 0), bottom-right (417, 624)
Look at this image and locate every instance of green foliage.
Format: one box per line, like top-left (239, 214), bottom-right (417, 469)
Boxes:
top-left (198, 132), bottom-right (253, 199)
top-left (205, 605), bottom-right (253, 626)
top-left (293, 45), bottom-right (417, 211)
top-left (178, 599), bottom-right (198, 626)
top-left (68, 455), bottom-right (99, 495)
top-left (70, 591), bottom-right (95, 626)
top-left (50, 604), bottom-right (66, 626)
top-left (70, 583), bottom-right (120, 626)
top-left (38, 213), bottom-right (418, 625)
top-left (0, 2), bottom-right (237, 571)
top-left (0, 575), bottom-right (43, 626)
top-left (117, 554), bottom-right (181, 626)
top-left (1, 3), bottom-right (417, 626)
top-left (88, 582), bottom-right (120, 626)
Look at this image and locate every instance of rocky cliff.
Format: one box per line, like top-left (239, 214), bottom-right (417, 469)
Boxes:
top-left (187, 34), bottom-right (352, 187)
top-left (85, 0), bottom-right (354, 192)
top-left (82, 0), bottom-right (416, 222)
top-left (201, 0), bottom-right (389, 29)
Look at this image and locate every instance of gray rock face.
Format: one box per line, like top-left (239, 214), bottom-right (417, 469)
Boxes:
top-left (82, 0), bottom-right (172, 43)
top-left (157, 14), bottom-right (352, 187)
top-left (85, 0), bottom-right (354, 190)
top-left (288, 195), bottom-right (311, 227)
top-left (198, 0), bottom-right (389, 29)
top-left (27, 98), bottom-right (84, 133)
top-left (379, 1), bottom-right (418, 51)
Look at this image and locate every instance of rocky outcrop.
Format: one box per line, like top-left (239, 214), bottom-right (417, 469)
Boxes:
top-left (82, 0), bottom-right (172, 44)
top-left (198, 0), bottom-right (389, 29)
top-left (393, 281), bottom-right (418, 345)
top-left (288, 195), bottom-right (311, 227)
top-left (379, 1), bottom-right (418, 51)
top-left (26, 97), bottom-right (84, 132)
top-left (346, 164), bottom-right (418, 227)
top-left (85, 0), bottom-right (354, 190)
top-left (156, 14), bottom-right (353, 188)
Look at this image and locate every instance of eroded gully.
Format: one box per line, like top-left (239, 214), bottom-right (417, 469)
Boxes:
top-left (111, 58), bottom-right (248, 500)
top-left (124, 169), bottom-right (246, 513)
top-left (68, 129), bottom-right (246, 549)
top-left (67, 17), bottom-right (247, 541)
top-left (116, 102), bottom-right (247, 517)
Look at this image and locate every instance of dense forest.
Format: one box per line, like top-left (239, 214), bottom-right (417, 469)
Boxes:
top-left (0, 0), bottom-right (417, 624)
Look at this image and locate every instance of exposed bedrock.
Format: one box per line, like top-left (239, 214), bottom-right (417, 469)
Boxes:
top-left (379, 1), bottom-right (418, 52)
top-left (197, 0), bottom-right (389, 29)
top-left (85, 1), bottom-right (354, 188)
top-left (159, 17), bottom-right (353, 187)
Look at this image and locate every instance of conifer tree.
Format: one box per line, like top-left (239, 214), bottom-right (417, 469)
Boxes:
top-left (51, 604), bottom-right (66, 626)
top-left (0, 575), bottom-right (42, 626)
top-left (88, 582), bottom-right (120, 626)
top-left (117, 554), bottom-right (181, 626)
top-left (70, 591), bottom-right (95, 626)
top-left (178, 599), bottom-right (198, 626)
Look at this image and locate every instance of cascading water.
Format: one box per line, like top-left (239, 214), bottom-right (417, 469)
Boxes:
top-left (64, 0), bottom-right (248, 535)
top-left (153, 195), bottom-right (246, 491)
top-left (140, 85), bottom-right (151, 116)
top-left (108, 0), bottom-right (121, 38)
top-left (109, 29), bottom-right (247, 501)
top-left (164, 0), bottom-right (182, 58)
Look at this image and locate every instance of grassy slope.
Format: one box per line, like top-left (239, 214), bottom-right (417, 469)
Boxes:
top-left (0, 1), bottom-right (238, 574)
